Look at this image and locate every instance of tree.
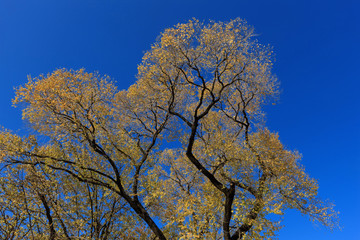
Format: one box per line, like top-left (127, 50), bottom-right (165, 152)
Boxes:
top-left (0, 19), bottom-right (338, 239)
top-left (0, 153), bottom-right (135, 239)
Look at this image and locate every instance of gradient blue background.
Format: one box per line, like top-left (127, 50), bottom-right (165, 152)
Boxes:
top-left (1, 0), bottom-right (359, 239)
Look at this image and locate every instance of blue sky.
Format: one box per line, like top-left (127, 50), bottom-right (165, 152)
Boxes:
top-left (0, 0), bottom-right (359, 239)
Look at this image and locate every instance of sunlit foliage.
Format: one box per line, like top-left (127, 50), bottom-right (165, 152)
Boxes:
top-left (0, 19), bottom-right (338, 239)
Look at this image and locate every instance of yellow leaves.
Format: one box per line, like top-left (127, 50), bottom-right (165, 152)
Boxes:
top-left (0, 129), bottom-right (36, 163)
top-left (160, 19), bottom-right (196, 48)
top-left (265, 202), bottom-right (284, 215)
top-left (161, 34), bottom-right (176, 48)
top-left (12, 69), bottom-right (118, 141)
top-left (148, 149), bottom-right (223, 238)
top-left (0, 19), bottom-right (339, 239)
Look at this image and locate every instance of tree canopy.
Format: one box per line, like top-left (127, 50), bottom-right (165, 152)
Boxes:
top-left (0, 19), bottom-right (337, 240)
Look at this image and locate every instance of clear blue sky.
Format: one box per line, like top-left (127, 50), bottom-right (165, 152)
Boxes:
top-left (0, 0), bottom-right (359, 239)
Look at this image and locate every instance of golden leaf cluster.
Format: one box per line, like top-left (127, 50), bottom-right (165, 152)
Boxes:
top-left (0, 19), bottom-right (338, 240)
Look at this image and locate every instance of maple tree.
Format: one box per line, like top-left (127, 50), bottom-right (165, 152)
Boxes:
top-left (0, 19), bottom-right (337, 239)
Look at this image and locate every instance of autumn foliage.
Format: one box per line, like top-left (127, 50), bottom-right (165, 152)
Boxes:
top-left (0, 19), bottom-right (337, 240)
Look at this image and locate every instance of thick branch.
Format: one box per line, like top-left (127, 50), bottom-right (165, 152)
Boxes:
top-left (38, 194), bottom-right (56, 240)
top-left (223, 183), bottom-right (236, 240)
top-left (186, 121), bottom-right (227, 194)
